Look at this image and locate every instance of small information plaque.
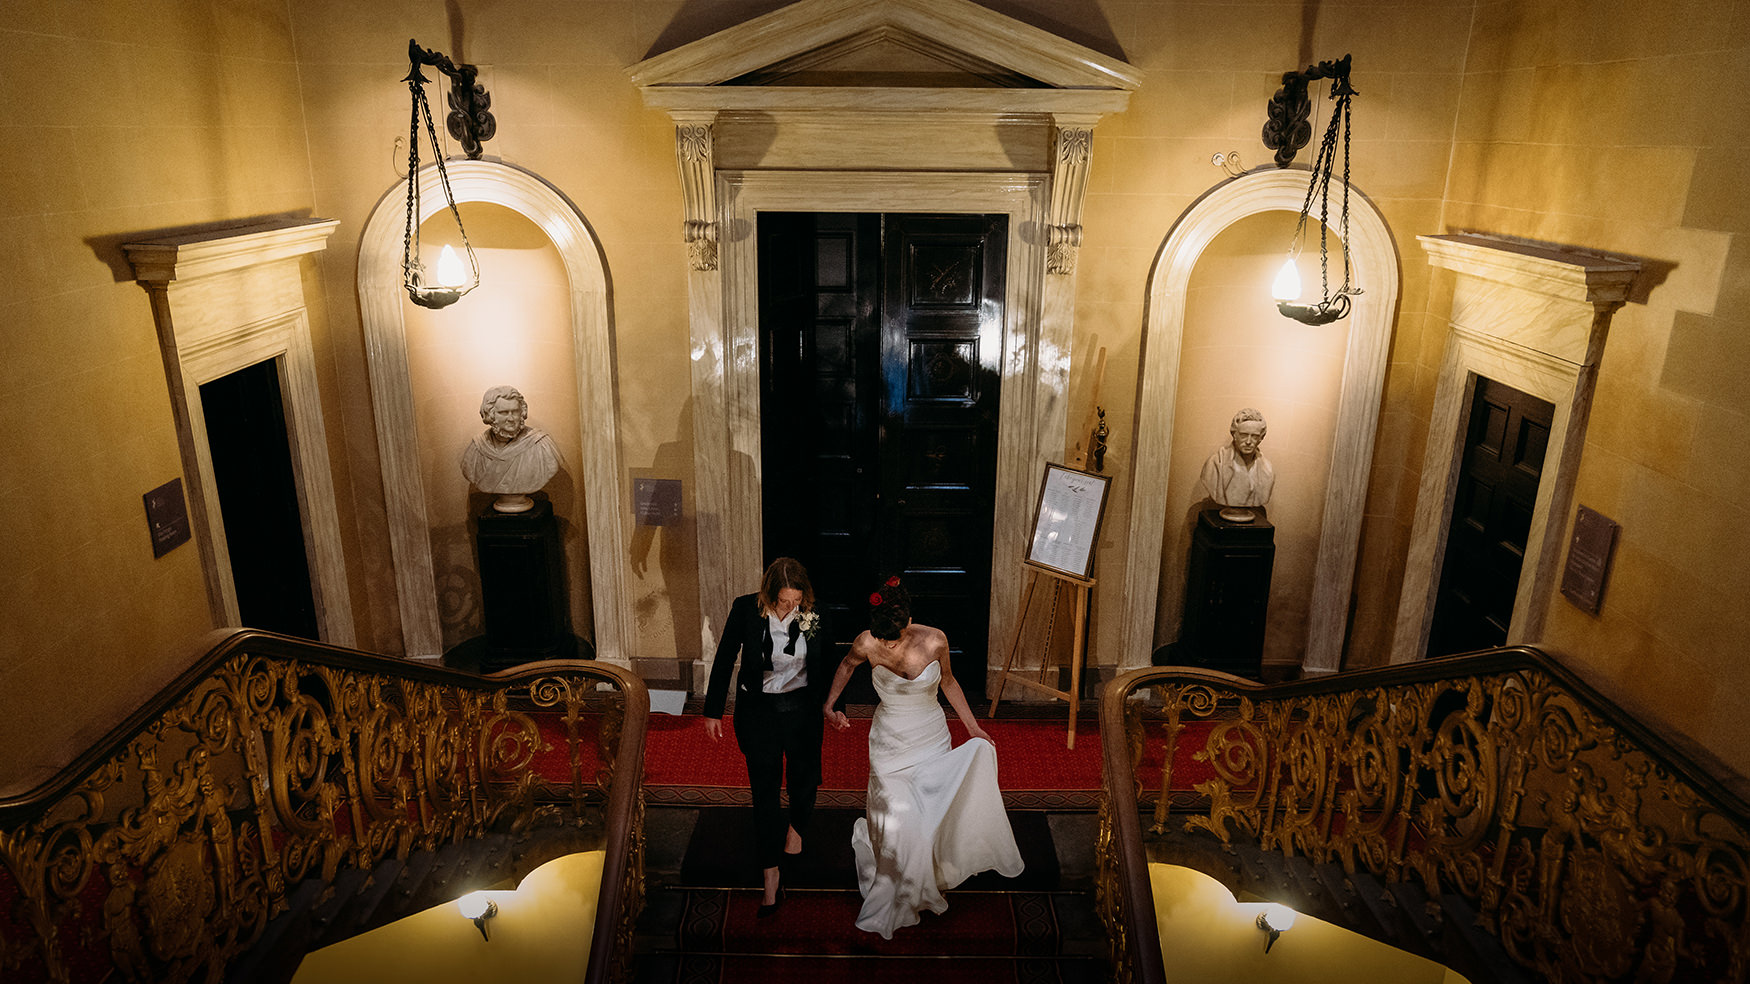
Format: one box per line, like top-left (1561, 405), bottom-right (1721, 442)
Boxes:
top-left (144, 478), bottom-right (192, 558)
top-left (634, 477), bottom-right (682, 527)
top-left (1560, 504), bottom-right (1618, 614)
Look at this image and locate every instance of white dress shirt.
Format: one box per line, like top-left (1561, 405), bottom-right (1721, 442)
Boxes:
top-left (763, 610), bottom-right (809, 694)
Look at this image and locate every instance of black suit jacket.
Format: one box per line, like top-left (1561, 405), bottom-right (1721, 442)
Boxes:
top-left (702, 593), bottom-right (835, 719)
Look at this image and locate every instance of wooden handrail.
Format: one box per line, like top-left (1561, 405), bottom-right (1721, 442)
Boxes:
top-left (1098, 646), bottom-right (1750, 984)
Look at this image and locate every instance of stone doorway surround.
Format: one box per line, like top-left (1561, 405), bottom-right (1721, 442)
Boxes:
top-left (126, 219), bottom-right (354, 645)
top-left (1121, 169), bottom-right (1402, 677)
top-left (1391, 234), bottom-right (1639, 662)
top-left (629, 0), bottom-right (1141, 683)
top-left (356, 161), bottom-right (629, 663)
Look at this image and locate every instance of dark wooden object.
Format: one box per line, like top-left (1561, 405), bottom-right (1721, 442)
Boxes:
top-left (476, 496), bottom-right (573, 669)
top-left (1180, 508), bottom-right (1275, 679)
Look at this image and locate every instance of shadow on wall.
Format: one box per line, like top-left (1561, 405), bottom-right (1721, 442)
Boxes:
top-left (630, 399), bottom-right (702, 667)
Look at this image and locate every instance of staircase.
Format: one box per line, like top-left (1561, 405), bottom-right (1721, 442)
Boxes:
top-left (229, 826), bottom-right (601, 983)
top-left (634, 806), bottom-right (1106, 983)
top-left (1150, 831), bottom-right (1530, 984)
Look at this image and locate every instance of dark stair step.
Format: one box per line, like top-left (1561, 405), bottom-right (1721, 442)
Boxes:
top-left (236, 825), bottom-right (605, 981)
top-left (672, 887), bottom-right (1075, 957)
top-left (321, 855), bottom-right (406, 941)
top-left (647, 953), bottom-right (1102, 984)
top-left (224, 878), bottom-right (326, 984)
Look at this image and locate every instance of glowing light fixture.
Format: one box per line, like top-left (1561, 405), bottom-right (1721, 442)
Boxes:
top-left (1270, 256), bottom-right (1302, 302)
top-left (1261, 54), bottom-right (1361, 326)
top-left (1256, 902), bottom-right (1298, 953)
top-left (401, 39), bottom-right (495, 309)
top-left (457, 890), bottom-right (498, 941)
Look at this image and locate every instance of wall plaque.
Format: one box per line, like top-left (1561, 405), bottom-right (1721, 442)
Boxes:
top-left (1560, 504), bottom-right (1618, 614)
top-left (634, 477), bottom-right (682, 527)
top-left (144, 478), bottom-right (192, 558)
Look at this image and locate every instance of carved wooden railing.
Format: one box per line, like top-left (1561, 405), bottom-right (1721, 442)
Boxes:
top-left (1098, 647), bottom-right (1750, 984)
top-left (0, 629), bottom-right (648, 984)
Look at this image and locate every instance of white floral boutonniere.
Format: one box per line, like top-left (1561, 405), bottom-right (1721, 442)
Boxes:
top-left (798, 610), bottom-right (820, 640)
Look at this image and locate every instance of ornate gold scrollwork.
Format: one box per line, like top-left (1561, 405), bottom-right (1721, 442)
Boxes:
top-left (1, 636), bottom-right (640, 984)
top-left (1105, 654), bottom-right (1750, 984)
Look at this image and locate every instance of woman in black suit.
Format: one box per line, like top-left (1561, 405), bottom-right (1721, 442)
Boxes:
top-left (702, 556), bottom-right (833, 915)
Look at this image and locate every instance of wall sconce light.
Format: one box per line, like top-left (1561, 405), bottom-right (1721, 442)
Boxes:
top-left (1262, 54), bottom-right (1361, 326)
top-left (457, 891), bottom-right (498, 941)
top-left (1256, 902), bottom-right (1297, 953)
top-left (401, 39), bottom-right (496, 309)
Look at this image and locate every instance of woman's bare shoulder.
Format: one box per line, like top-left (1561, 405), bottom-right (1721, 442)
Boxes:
top-left (913, 624), bottom-right (950, 652)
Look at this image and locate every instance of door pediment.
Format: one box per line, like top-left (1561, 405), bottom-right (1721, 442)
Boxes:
top-left (729, 28), bottom-right (1038, 89)
top-left (630, 0), bottom-right (1140, 116)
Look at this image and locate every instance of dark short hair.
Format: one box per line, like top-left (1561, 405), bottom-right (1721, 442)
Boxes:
top-left (869, 576), bottom-right (911, 640)
top-left (758, 557), bottom-right (814, 614)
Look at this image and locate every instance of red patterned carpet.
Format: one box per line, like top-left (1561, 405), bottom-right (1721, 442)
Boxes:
top-left (640, 712), bottom-right (1102, 810)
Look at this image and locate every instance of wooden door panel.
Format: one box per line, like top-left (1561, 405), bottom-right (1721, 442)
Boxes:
top-left (880, 214), bottom-right (1004, 694)
top-left (1428, 377), bottom-right (1555, 657)
top-left (760, 211), bottom-right (1003, 701)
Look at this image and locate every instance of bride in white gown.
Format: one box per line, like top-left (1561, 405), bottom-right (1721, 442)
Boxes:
top-left (822, 576), bottom-right (1024, 939)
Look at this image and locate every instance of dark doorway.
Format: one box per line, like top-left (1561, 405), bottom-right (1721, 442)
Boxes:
top-left (1427, 376), bottom-right (1555, 657)
top-left (759, 212), bottom-right (1006, 703)
top-left (199, 359), bottom-right (319, 639)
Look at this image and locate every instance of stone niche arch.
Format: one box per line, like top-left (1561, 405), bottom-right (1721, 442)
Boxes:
top-left (630, 0), bottom-right (1141, 681)
top-left (357, 160), bottom-right (630, 662)
top-left (1121, 168), bottom-right (1401, 675)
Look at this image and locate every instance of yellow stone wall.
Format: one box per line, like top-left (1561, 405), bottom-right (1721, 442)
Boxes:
top-left (0, 1), bottom-right (339, 794)
top-left (3, 0), bottom-right (1747, 790)
top-left (1437, 0), bottom-right (1750, 769)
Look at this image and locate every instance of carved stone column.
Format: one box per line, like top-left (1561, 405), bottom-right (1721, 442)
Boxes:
top-left (669, 114), bottom-right (737, 688)
top-left (674, 116), bottom-right (718, 272)
top-left (1047, 119), bottom-right (1095, 275)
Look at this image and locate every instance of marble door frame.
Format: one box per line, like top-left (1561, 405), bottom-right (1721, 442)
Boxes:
top-left (126, 220), bottom-right (353, 645)
top-left (688, 169), bottom-right (1055, 687)
top-left (1391, 234), bottom-right (1638, 662)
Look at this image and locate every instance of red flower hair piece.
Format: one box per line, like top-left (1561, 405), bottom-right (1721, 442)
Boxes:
top-left (869, 592), bottom-right (883, 606)
top-left (884, 576), bottom-right (901, 587)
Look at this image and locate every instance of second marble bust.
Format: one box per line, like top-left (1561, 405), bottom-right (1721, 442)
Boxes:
top-left (459, 385), bottom-right (563, 513)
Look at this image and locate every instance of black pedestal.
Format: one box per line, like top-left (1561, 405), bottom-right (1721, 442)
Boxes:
top-left (475, 496), bottom-right (574, 670)
top-left (1179, 509), bottom-right (1275, 679)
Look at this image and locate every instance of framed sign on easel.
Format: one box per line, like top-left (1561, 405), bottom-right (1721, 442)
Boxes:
top-left (989, 462), bottom-right (1111, 747)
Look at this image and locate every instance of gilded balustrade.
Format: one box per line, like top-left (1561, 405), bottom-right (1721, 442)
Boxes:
top-left (1097, 648), bottom-right (1750, 984)
top-left (0, 630), bottom-right (647, 984)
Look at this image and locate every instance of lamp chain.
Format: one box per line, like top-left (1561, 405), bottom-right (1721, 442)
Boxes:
top-left (1291, 81), bottom-right (1355, 311)
top-left (401, 73), bottom-right (425, 288)
top-left (401, 68), bottom-right (479, 297)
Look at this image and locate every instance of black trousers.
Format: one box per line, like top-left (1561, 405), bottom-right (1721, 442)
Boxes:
top-left (734, 691), bottom-right (823, 869)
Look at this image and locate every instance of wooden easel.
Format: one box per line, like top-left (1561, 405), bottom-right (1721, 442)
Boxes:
top-left (985, 344), bottom-right (1110, 748)
top-left (988, 561), bottom-right (1095, 748)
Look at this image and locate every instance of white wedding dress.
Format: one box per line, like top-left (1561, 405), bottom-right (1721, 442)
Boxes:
top-left (851, 660), bottom-right (1024, 939)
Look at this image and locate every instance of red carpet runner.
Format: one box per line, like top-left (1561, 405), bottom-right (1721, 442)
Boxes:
top-left (637, 713), bottom-right (1103, 809)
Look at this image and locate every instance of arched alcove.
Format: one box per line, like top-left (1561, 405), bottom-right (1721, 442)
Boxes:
top-left (1122, 168), bottom-right (1401, 675)
top-left (357, 160), bottom-right (630, 662)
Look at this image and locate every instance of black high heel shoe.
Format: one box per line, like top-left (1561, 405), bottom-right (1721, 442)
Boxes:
top-left (756, 884), bottom-right (785, 918)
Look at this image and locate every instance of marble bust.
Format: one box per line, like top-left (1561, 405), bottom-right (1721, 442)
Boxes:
top-left (1199, 407), bottom-right (1274, 522)
top-left (459, 385), bottom-right (563, 513)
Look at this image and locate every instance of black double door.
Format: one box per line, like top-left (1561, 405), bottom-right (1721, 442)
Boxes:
top-left (1428, 376), bottom-right (1555, 657)
top-left (759, 212), bottom-right (1006, 702)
